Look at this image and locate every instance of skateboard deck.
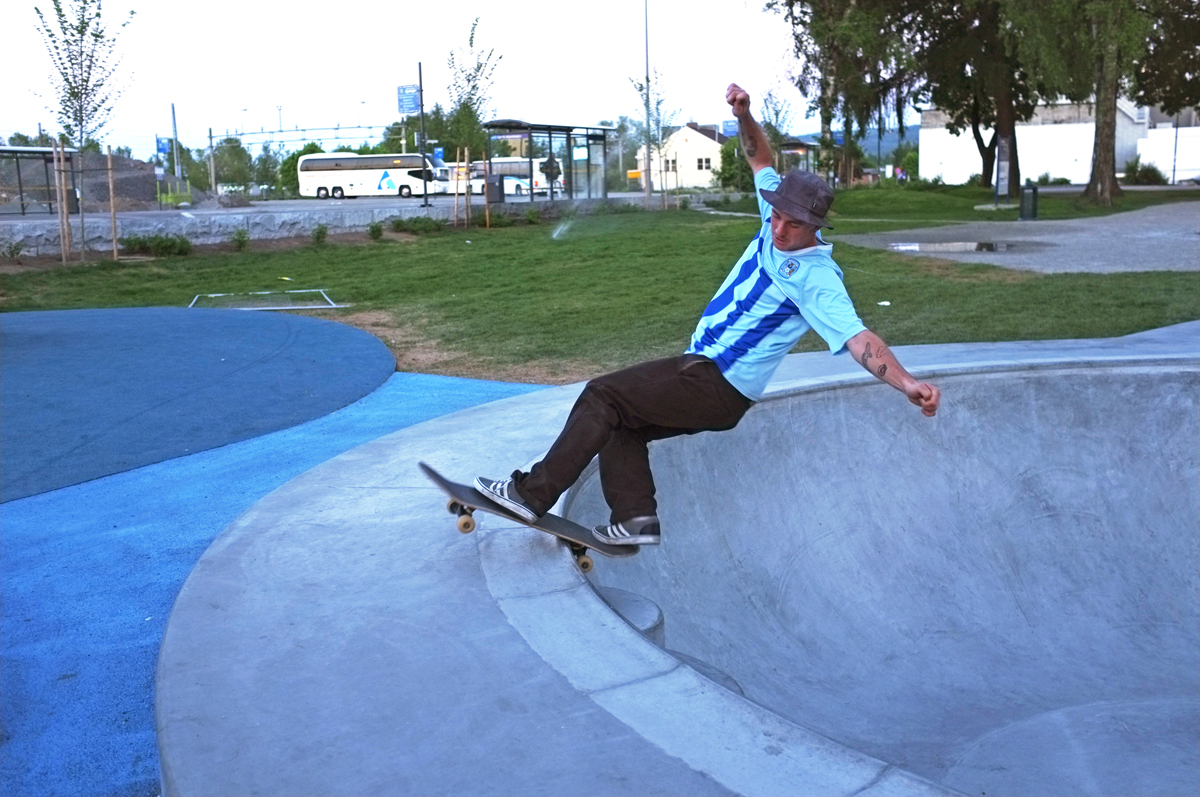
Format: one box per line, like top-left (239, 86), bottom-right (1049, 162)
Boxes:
top-left (419, 462), bottom-right (638, 572)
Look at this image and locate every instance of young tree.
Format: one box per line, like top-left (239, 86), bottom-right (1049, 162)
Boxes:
top-left (446, 17), bottom-right (501, 158)
top-left (631, 69), bottom-right (679, 198)
top-left (34, 0), bottom-right (134, 148)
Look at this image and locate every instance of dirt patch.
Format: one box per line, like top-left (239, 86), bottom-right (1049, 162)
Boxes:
top-left (308, 309), bottom-right (601, 385)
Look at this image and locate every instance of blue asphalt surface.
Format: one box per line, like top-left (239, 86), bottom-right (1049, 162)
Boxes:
top-left (0, 309), bottom-right (545, 797)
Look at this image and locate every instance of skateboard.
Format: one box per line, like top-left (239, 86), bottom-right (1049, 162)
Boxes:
top-left (418, 462), bottom-right (638, 572)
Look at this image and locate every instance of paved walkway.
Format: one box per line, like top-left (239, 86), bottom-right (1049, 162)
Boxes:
top-left (832, 201), bottom-right (1200, 272)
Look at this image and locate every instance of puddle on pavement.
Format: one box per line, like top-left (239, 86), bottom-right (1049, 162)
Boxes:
top-left (890, 242), bottom-right (1010, 252)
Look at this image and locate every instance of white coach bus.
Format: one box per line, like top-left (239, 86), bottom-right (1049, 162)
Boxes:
top-left (297, 152), bottom-right (443, 199)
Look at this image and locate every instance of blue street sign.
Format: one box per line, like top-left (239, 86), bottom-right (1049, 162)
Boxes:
top-left (397, 85), bottom-right (420, 116)
top-left (156, 136), bottom-right (170, 157)
top-left (433, 147), bottom-right (444, 161)
top-left (722, 120), bottom-right (739, 138)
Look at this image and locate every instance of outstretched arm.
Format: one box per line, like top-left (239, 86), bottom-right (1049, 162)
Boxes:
top-left (845, 330), bottom-right (941, 417)
top-left (726, 83), bottom-right (774, 174)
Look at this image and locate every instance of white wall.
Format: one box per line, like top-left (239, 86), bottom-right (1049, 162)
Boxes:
top-left (1138, 126), bottom-right (1200, 183)
top-left (920, 123), bottom-right (1096, 185)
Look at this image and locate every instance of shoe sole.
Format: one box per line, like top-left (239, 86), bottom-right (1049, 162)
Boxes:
top-left (592, 532), bottom-right (660, 546)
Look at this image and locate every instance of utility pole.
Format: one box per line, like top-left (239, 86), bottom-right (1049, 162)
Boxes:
top-left (208, 128), bottom-right (217, 195)
top-left (419, 62), bottom-right (430, 207)
top-left (171, 103), bottom-right (181, 179)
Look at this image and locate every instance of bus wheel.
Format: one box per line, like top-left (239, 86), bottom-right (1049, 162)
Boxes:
top-left (317, 187), bottom-right (329, 199)
top-left (332, 187), bottom-right (344, 199)
top-left (399, 186), bottom-right (412, 198)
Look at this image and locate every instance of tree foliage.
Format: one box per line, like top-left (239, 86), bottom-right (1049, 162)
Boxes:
top-left (280, 142), bottom-right (324, 193)
top-left (34, 0), bottom-right (134, 147)
top-left (1131, 0), bottom-right (1200, 115)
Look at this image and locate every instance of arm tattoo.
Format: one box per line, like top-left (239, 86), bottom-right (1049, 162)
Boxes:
top-left (860, 343), bottom-right (889, 379)
top-left (740, 127), bottom-right (758, 158)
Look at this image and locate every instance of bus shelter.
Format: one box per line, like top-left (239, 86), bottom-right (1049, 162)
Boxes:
top-left (0, 146), bottom-right (78, 216)
top-left (482, 120), bottom-right (613, 201)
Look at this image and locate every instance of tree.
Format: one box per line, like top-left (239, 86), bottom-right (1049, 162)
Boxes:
top-left (771, 0), bottom-right (922, 186)
top-left (1132, 0), bottom-right (1200, 116)
top-left (715, 137), bottom-right (754, 191)
top-left (280, 142), bottom-right (323, 194)
top-left (254, 143), bottom-right (283, 188)
top-left (631, 68), bottom-right (678, 198)
top-left (446, 17), bottom-right (501, 159)
top-left (1001, 0), bottom-right (1153, 205)
top-left (214, 137), bottom-right (254, 188)
top-left (34, 0), bottom-right (134, 148)
top-left (918, 0), bottom-right (1038, 192)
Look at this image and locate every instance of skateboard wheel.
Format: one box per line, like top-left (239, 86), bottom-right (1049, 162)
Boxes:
top-left (457, 513), bottom-right (476, 534)
top-left (447, 499), bottom-right (462, 515)
top-left (576, 554), bottom-right (593, 573)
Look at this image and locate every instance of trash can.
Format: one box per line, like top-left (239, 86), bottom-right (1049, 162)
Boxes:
top-left (486, 174), bottom-right (504, 203)
top-left (1019, 180), bottom-right (1038, 220)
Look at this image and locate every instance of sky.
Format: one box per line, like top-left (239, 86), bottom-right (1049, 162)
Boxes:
top-left (3, 0), bottom-right (813, 160)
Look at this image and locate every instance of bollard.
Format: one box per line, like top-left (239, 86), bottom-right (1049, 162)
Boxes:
top-left (1019, 179), bottom-right (1039, 221)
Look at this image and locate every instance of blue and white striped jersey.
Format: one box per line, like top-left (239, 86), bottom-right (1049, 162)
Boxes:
top-left (686, 167), bottom-right (866, 401)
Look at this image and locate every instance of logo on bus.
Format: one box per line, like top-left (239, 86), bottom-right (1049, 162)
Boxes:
top-left (378, 170), bottom-right (396, 191)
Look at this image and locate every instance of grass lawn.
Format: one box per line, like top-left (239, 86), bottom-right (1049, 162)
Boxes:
top-left (2, 200), bottom-right (1197, 382)
top-left (715, 183), bottom-right (1200, 232)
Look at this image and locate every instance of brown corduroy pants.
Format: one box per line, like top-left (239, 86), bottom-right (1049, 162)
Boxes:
top-left (513, 354), bottom-right (752, 524)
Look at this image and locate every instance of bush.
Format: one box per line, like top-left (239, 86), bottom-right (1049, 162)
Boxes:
top-left (390, 216), bottom-right (445, 234)
top-left (1122, 156), bottom-right (1168, 185)
top-left (965, 174), bottom-right (984, 187)
top-left (488, 213), bottom-right (516, 228)
top-left (3, 240), bottom-right (23, 260)
top-left (119, 233), bottom-right (193, 257)
top-left (524, 207), bottom-right (542, 224)
top-left (1036, 172), bottom-right (1052, 186)
top-left (678, 196), bottom-right (692, 210)
top-left (367, 221), bottom-right (384, 240)
top-left (231, 228), bottom-right (250, 252)
top-left (311, 223), bottom-right (328, 245)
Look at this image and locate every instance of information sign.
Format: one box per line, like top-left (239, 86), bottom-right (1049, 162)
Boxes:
top-left (397, 85), bottom-right (420, 116)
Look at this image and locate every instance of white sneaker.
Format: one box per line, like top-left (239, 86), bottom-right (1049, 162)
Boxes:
top-left (474, 476), bottom-right (539, 523)
top-left (593, 516), bottom-right (660, 546)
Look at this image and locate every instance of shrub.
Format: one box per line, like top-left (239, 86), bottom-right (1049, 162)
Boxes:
top-left (231, 228), bottom-right (250, 252)
top-left (3, 240), bottom-right (23, 260)
top-left (311, 223), bottom-right (328, 245)
top-left (1050, 177), bottom-right (1072, 186)
top-left (488, 213), bottom-right (516, 228)
top-left (390, 216), bottom-right (445, 234)
top-left (965, 174), bottom-right (984, 187)
top-left (1122, 156), bottom-right (1168, 185)
top-left (678, 196), bottom-right (692, 210)
top-left (1036, 172), bottom-right (1052, 186)
top-left (367, 221), bottom-right (384, 240)
top-left (119, 233), bottom-right (193, 256)
top-left (524, 207), bottom-right (542, 224)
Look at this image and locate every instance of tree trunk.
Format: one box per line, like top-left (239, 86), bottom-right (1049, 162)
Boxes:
top-left (971, 108), bottom-right (998, 188)
top-left (1083, 11), bottom-right (1124, 205)
top-left (839, 117), bottom-right (855, 187)
top-left (820, 60), bottom-right (837, 184)
top-left (993, 78), bottom-right (1021, 199)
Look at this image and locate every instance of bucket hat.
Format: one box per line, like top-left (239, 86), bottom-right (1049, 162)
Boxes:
top-left (759, 169), bottom-right (835, 228)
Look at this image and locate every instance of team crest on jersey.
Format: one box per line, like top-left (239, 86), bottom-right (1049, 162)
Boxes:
top-left (778, 258), bottom-right (800, 278)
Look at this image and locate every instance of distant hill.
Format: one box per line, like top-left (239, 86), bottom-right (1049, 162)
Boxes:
top-left (796, 124), bottom-right (921, 162)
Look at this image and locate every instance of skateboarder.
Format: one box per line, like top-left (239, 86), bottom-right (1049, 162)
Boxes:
top-left (477, 82), bottom-right (940, 547)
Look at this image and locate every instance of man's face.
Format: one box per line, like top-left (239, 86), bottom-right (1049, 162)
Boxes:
top-left (770, 207), bottom-right (820, 251)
